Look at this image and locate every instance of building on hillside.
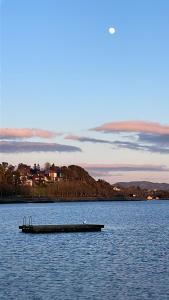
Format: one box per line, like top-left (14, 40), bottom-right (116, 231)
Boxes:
top-left (147, 195), bottom-right (153, 200)
top-left (113, 186), bottom-right (121, 191)
top-left (17, 164), bottom-right (31, 184)
top-left (24, 179), bottom-right (33, 186)
top-left (48, 166), bottom-right (62, 182)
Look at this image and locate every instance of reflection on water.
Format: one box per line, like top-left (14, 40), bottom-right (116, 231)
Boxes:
top-left (0, 201), bottom-right (169, 300)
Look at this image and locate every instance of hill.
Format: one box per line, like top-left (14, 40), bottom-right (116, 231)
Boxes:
top-left (1, 162), bottom-right (169, 201)
top-left (115, 181), bottom-right (169, 191)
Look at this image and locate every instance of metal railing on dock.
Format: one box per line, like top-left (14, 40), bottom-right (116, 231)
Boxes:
top-left (22, 216), bottom-right (32, 226)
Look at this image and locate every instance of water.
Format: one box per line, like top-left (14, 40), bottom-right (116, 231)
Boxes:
top-left (0, 200), bottom-right (169, 300)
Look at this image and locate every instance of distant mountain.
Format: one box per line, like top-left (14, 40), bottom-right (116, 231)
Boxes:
top-left (115, 181), bottom-right (169, 191)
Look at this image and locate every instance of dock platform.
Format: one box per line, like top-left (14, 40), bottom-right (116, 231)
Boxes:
top-left (19, 224), bottom-right (104, 233)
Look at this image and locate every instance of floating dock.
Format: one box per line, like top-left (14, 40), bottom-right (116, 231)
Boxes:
top-left (19, 224), bottom-right (104, 233)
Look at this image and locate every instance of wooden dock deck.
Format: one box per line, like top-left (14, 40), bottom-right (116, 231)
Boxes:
top-left (19, 224), bottom-right (104, 233)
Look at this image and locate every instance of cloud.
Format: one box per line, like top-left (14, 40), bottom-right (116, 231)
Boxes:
top-left (65, 133), bottom-right (169, 154)
top-left (86, 170), bottom-right (123, 178)
top-left (138, 133), bottom-right (169, 146)
top-left (81, 164), bottom-right (169, 183)
top-left (92, 120), bottom-right (169, 135)
top-left (84, 164), bottom-right (169, 172)
top-left (90, 121), bottom-right (169, 154)
top-left (0, 141), bottom-right (81, 153)
top-left (65, 135), bottom-right (112, 144)
top-left (0, 128), bottom-right (60, 139)
top-left (113, 140), bottom-right (169, 154)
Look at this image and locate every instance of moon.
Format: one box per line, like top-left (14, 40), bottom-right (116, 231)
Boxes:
top-left (108, 27), bottom-right (116, 34)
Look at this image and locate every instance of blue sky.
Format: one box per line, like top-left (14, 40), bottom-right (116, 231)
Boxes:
top-left (1, 0), bottom-right (169, 183)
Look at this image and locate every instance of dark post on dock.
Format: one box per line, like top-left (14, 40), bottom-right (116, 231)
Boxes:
top-left (19, 217), bottom-right (104, 233)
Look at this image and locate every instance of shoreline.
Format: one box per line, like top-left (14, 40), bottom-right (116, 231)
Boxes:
top-left (0, 196), bottom-right (166, 204)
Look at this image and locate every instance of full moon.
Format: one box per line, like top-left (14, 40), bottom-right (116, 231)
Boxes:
top-left (108, 27), bottom-right (116, 34)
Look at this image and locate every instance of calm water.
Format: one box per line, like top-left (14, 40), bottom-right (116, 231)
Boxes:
top-left (0, 200), bottom-right (169, 300)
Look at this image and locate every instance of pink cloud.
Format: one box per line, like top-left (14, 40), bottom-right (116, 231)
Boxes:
top-left (0, 128), bottom-right (60, 139)
top-left (92, 121), bottom-right (169, 135)
top-left (65, 135), bottom-right (79, 140)
top-left (82, 163), bottom-right (169, 172)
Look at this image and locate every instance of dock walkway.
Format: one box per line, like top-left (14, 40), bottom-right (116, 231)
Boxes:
top-left (19, 224), bottom-right (104, 233)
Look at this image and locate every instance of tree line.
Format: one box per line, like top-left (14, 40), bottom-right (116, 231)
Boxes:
top-left (0, 162), bottom-right (169, 200)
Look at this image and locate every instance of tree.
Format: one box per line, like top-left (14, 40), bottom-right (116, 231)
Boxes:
top-left (44, 162), bottom-right (51, 170)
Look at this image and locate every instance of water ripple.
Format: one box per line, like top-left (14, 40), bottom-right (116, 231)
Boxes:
top-left (0, 201), bottom-right (169, 299)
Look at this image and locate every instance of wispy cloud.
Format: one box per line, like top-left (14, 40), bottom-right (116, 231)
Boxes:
top-left (65, 132), bottom-right (169, 154)
top-left (90, 121), bottom-right (169, 154)
top-left (0, 141), bottom-right (81, 153)
top-left (0, 128), bottom-right (60, 139)
top-left (83, 163), bottom-right (169, 173)
top-left (113, 140), bottom-right (169, 154)
top-left (84, 164), bottom-right (168, 179)
top-left (65, 135), bottom-right (112, 144)
top-left (92, 121), bottom-right (169, 135)
top-left (138, 133), bottom-right (169, 146)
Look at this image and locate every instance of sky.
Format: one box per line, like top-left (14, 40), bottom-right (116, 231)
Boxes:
top-left (1, 0), bottom-right (169, 183)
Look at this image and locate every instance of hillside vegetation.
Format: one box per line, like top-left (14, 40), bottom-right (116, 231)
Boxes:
top-left (0, 162), bottom-right (169, 202)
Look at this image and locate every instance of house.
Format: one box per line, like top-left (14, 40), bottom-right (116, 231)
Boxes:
top-left (44, 165), bottom-right (62, 182)
top-left (147, 195), bottom-right (153, 200)
top-left (17, 163), bottom-right (31, 184)
top-left (113, 186), bottom-right (121, 191)
top-left (24, 179), bottom-right (33, 186)
top-left (129, 193), bottom-right (136, 198)
top-left (48, 169), bottom-right (57, 181)
top-left (48, 166), bottom-right (62, 181)
top-left (17, 163), bottom-right (63, 185)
